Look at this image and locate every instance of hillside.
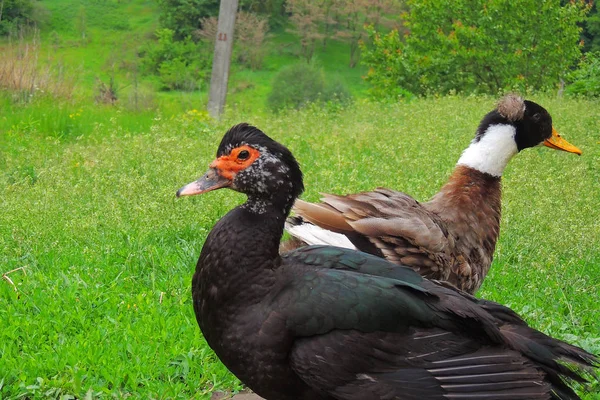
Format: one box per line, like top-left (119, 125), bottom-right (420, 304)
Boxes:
top-left (3, 0), bottom-right (368, 114)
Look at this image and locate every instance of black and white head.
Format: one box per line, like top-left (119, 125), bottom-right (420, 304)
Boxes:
top-left (457, 94), bottom-right (581, 177)
top-left (177, 123), bottom-right (304, 214)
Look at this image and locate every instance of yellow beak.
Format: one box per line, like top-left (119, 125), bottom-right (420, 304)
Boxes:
top-left (543, 128), bottom-right (582, 155)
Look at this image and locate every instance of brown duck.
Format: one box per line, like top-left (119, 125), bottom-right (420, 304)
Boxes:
top-left (176, 123), bottom-right (596, 400)
top-left (285, 95), bottom-right (582, 293)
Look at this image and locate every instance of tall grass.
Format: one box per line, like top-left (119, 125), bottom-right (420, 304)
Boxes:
top-left (0, 32), bottom-right (78, 100)
top-left (0, 96), bottom-right (599, 398)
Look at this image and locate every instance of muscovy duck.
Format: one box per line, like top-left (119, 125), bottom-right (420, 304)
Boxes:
top-left (177, 123), bottom-right (595, 400)
top-left (285, 95), bottom-right (582, 293)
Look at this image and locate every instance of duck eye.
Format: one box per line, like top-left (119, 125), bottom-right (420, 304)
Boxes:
top-left (532, 113), bottom-right (541, 122)
top-left (238, 150), bottom-right (250, 160)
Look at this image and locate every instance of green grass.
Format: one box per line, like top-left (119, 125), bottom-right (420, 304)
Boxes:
top-left (32, 0), bottom-right (159, 94)
top-left (0, 96), bottom-right (599, 398)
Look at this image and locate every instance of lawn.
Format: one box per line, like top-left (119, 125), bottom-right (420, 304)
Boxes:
top-left (1, 95), bottom-right (599, 398)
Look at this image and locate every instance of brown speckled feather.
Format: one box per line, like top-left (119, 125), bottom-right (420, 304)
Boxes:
top-left (425, 166), bottom-right (501, 292)
top-left (286, 96), bottom-right (584, 293)
top-left (292, 166), bottom-right (500, 293)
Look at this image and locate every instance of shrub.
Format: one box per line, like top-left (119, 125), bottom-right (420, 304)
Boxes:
top-left (360, 27), bottom-right (417, 100)
top-left (267, 63), bottom-right (352, 112)
top-left (140, 29), bottom-right (211, 91)
top-left (361, 0), bottom-right (590, 97)
top-left (158, 58), bottom-right (201, 91)
top-left (566, 51), bottom-right (600, 97)
top-left (0, 0), bottom-right (36, 36)
top-left (321, 77), bottom-right (353, 106)
top-left (95, 77), bottom-right (118, 104)
top-left (157, 0), bottom-right (219, 40)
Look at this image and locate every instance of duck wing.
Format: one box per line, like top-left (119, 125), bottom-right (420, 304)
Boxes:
top-left (275, 247), bottom-right (597, 399)
top-left (290, 188), bottom-right (462, 283)
top-left (291, 330), bottom-right (554, 400)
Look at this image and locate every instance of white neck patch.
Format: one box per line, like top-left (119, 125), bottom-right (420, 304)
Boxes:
top-left (457, 124), bottom-right (518, 177)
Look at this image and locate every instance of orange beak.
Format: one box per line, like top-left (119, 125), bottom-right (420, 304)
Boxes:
top-left (543, 128), bottom-right (582, 155)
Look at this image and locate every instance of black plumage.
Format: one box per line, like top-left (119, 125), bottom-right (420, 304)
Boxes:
top-left (176, 123), bottom-right (597, 400)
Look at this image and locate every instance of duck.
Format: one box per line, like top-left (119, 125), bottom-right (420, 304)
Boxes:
top-left (284, 95), bottom-right (582, 293)
top-left (176, 123), bottom-right (596, 400)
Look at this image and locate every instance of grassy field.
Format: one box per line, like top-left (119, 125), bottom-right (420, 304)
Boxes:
top-left (1, 96), bottom-right (599, 398)
top-left (0, 0), bottom-right (368, 118)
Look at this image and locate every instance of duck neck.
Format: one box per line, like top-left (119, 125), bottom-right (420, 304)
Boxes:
top-left (242, 189), bottom-right (297, 217)
top-left (428, 165), bottom-right (502, 278)
top-left (432, 165), bottom-right (502, 215)
top-left (456, 124), bottom-right (518, 177)
top-left (196, 193), bottom-right (293, 306)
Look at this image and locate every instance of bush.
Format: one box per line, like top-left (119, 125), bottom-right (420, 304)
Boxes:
top-left (321, 77), bottom-right (353, 106)
top-left (158, 58), bottom-right (201, 91)
top-left (361, 0), bottom-right (590, 97)
top-left (360, 27), bottom-right (417, 100)
top-left (158, 0), bottom-right (219, 40)
top-left (566, 51), bottom-right (600, 97)
top-left (140, 29), bottom-right (211, 91)
top-left (0, 0), bottom-right (35, 36)
top-left (267, 63), bottom-right (352, 112)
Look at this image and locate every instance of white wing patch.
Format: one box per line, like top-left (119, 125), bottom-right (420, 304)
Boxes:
top-left (285, 221), bottom-right (356, 249)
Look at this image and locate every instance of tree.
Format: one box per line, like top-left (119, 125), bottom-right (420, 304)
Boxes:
top-left (565, 50), bottom-right (600, 96)
top-left (0, 0), bottom-right (35, 36)
top-left (240, 0), bottom-right (287, 29)
top-left (334, 0), bottom-right (366, 67)
top-left (198, 11), bottom-right (269, 70)
top-left (286, 0), bottom-right (327, 62)
top-left (334, 0), bottom-right (403, 67)
top-left (581, 1), bottom-right (600, 52)
top-left (157, 0), bottom-right (220, 40)
top-left (361, 0), bottom-right (590, 96)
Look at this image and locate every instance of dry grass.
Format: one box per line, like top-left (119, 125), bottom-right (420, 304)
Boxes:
top-left (0, 32), bottom-right (78, 100)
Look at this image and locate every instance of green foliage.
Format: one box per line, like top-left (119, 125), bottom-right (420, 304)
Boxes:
top-left (157, 0), bottom-right (219, 40)
top-left (566, 51), bottom-right (600, 97)
top-left (322, 77), bottom-right (353, 105)
top-left (268, 63), bottom-right (324, 110)
top-left (141, 29), bottom-right (212, 91)
top-left (362, 0), bottom-right (590, 96)
top-left (581, 1), bottom-right (600, 53)
top-left (241, 0), bottom-right (287, 29)
top-left (0, 96), bottom-right (599, 398)
top-left (0, 0), bottom-right (36, 35)
top-left (360, 27), bottom-right (416, 100)
top-left (267, 63), bottom-right (352, 111)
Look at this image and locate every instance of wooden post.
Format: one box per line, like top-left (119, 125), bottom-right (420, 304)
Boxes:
top-left (207, 0), bottom-right (238, 119)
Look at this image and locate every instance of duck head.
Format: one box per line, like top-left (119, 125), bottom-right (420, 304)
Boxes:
top-left (177, 123), bottom-right (304, 214)
top-left (457, 94), bottom-right (581, 177)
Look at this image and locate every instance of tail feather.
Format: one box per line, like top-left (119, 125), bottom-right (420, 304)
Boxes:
top-left (499, 324), bottom-right (598, 399)
top-left (292, 199), bottom-right (354, 233)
